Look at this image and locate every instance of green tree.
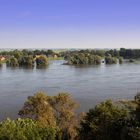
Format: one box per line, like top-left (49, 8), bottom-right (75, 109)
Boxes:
top-left (119, 57), bottom-right (123, 64)
top-left (6, 56), bottom-right (19, 67)
top-left (134, 92), bottom-right (140, 123)
top-left (13, 50), bottom-right (23, 60)
top-left (105, 56), bottom-right (117, 64)
top-left (18, 92), bottom-right (56, 128)
top-left (19, 55), bottom-right (34, 67)
top-left (67, 53), bottom-right (101, 65)
top-left (48, 93), bottom-right (78, 140)
top-left (79, 100), bottom-right (128, 140)
top-left (36, 55), bottom-right (48, 67)
top-left (19, 92), bottom-right (78, 140)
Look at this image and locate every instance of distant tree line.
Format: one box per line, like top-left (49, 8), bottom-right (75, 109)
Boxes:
top-left (106, 48), bottom-right (140, 59)
top-left (0, 91), bottom-right (140, 139)
top-left (1, 48), bottom-right (140, 66)
top-left (0, 49), bottom-right (62, 68)
top-left (0, 49), bottom-right (59, 57)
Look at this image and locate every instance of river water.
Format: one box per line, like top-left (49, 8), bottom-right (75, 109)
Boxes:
top-left (0, 60), bottom-right (140, 120)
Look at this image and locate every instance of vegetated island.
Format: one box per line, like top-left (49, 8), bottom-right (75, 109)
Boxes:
top-left (0, 48), bottom-right (140, 68)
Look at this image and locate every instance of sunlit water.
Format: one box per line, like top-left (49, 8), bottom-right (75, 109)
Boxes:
top-left (0, 60), bottom-right (140, 120)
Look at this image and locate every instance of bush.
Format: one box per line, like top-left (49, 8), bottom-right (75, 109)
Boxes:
top-left (67, 53), bottom-right (101, 65)
top-left (36, 55), bottom-right (48, 67)
top-left (19, 92), bottom-right (78, 140)
top-left (79, 100), bottom-right (128, 140)
top-left (18, 55), bottom-right (35, 67)
top-left (0, 118), bottom-right (56, 140)
top-left (105, 56), bottom-right (117, 64)
top-left (119, 57), bottom-right (123, 64)
top-left (6, 57), bottom-right (19, 67)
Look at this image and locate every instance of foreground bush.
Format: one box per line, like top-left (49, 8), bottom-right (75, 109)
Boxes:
top-left (78, 100), bottom-right (128, 140)
top-left (0, 118), bottom-right (56, 140)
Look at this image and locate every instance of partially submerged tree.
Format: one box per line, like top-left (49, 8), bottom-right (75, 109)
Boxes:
top-left (19, 55), bottom-right (35, 67)
top-left (67, 53), bottom-right (101, 65)
top-left (36, 55), bottom-right (48, 67)
top-left (119, 57), bottom-right (123, 64)
top-left (105, 56), bottom-right (117, 64)
top-left (6, 56), bottom-right (19, 67)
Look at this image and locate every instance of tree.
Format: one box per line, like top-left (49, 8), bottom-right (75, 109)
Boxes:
top-left (18, 92), bottom-right (56, 128)
top-left (67, 53), bottom-right (101, 65)
top-left (6, 56), bottom-right (19, 67)
top-left (48, 93), bottom-right (78, 140)
top-left (13, 50), bottom-right (23, 60)
top-left (18, 92), bottom-right (78, 140)
top-left (119, 57), bottom-right (123, 64)
top-left (19, 55), bottom-right (34, 67)
top-left (134, 92), bottom-right (140, 123)
top-left (36, 55), bottom-right (48, 67)
top-left (79, 100), bottom-right (128, 140)
top-left (105, 56), bottom-right (117, 64)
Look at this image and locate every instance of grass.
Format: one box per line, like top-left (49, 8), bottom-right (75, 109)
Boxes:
top-left (48, 57), bottom-right (64, 60)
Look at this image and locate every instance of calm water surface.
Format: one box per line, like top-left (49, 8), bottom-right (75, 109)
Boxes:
top-left (0, 60), bottom-right (140, 120)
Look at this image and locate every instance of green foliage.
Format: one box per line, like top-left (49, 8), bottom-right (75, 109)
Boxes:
top-left (19, 92), bottom-right (78, 140)
top-left (134, 93), bottom-right (140, 123)
top-left (19, 55), bottom-right (35, 67)
top-left (119, 57), bottom-right (123, 64)
top-left (48, 57), bottom-right (64, 60)
top-left (36, 55), bottom-right (48, 67)
top-left (18, 92), bottom-right (56, 128)
top-left (67, 53), bottom-right (101, 65)
top-left (119, 48), bottom-right (140, 59)
top-left (105, 56), bottom-right (117, 64)
top-left (6, 56), bottom-right (19, 67)
top-left (0, 118), bottom-right (56, 140)
top-left (48, 93), bottom-right (78, 140)
top-left (6, 55), bottom-right (35, 68)
top-left (105, 49), bottom-right (119, 57)
top-left (13, 50), bottom-right (23, 60)
top-left (1, 86), bottom-right (140, 140)
top-left (79, 100), bottom-right (128, 140)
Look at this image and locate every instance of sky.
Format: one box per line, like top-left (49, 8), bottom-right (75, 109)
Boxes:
top-left (0, 0), bottom-right (140, 49)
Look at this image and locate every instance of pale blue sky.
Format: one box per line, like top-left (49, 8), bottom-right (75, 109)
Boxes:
top-left (0, 0), bottom-right (140, 49)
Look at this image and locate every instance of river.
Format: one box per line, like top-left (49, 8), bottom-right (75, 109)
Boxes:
top-left (0, 60), bottom-right (140, 120)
